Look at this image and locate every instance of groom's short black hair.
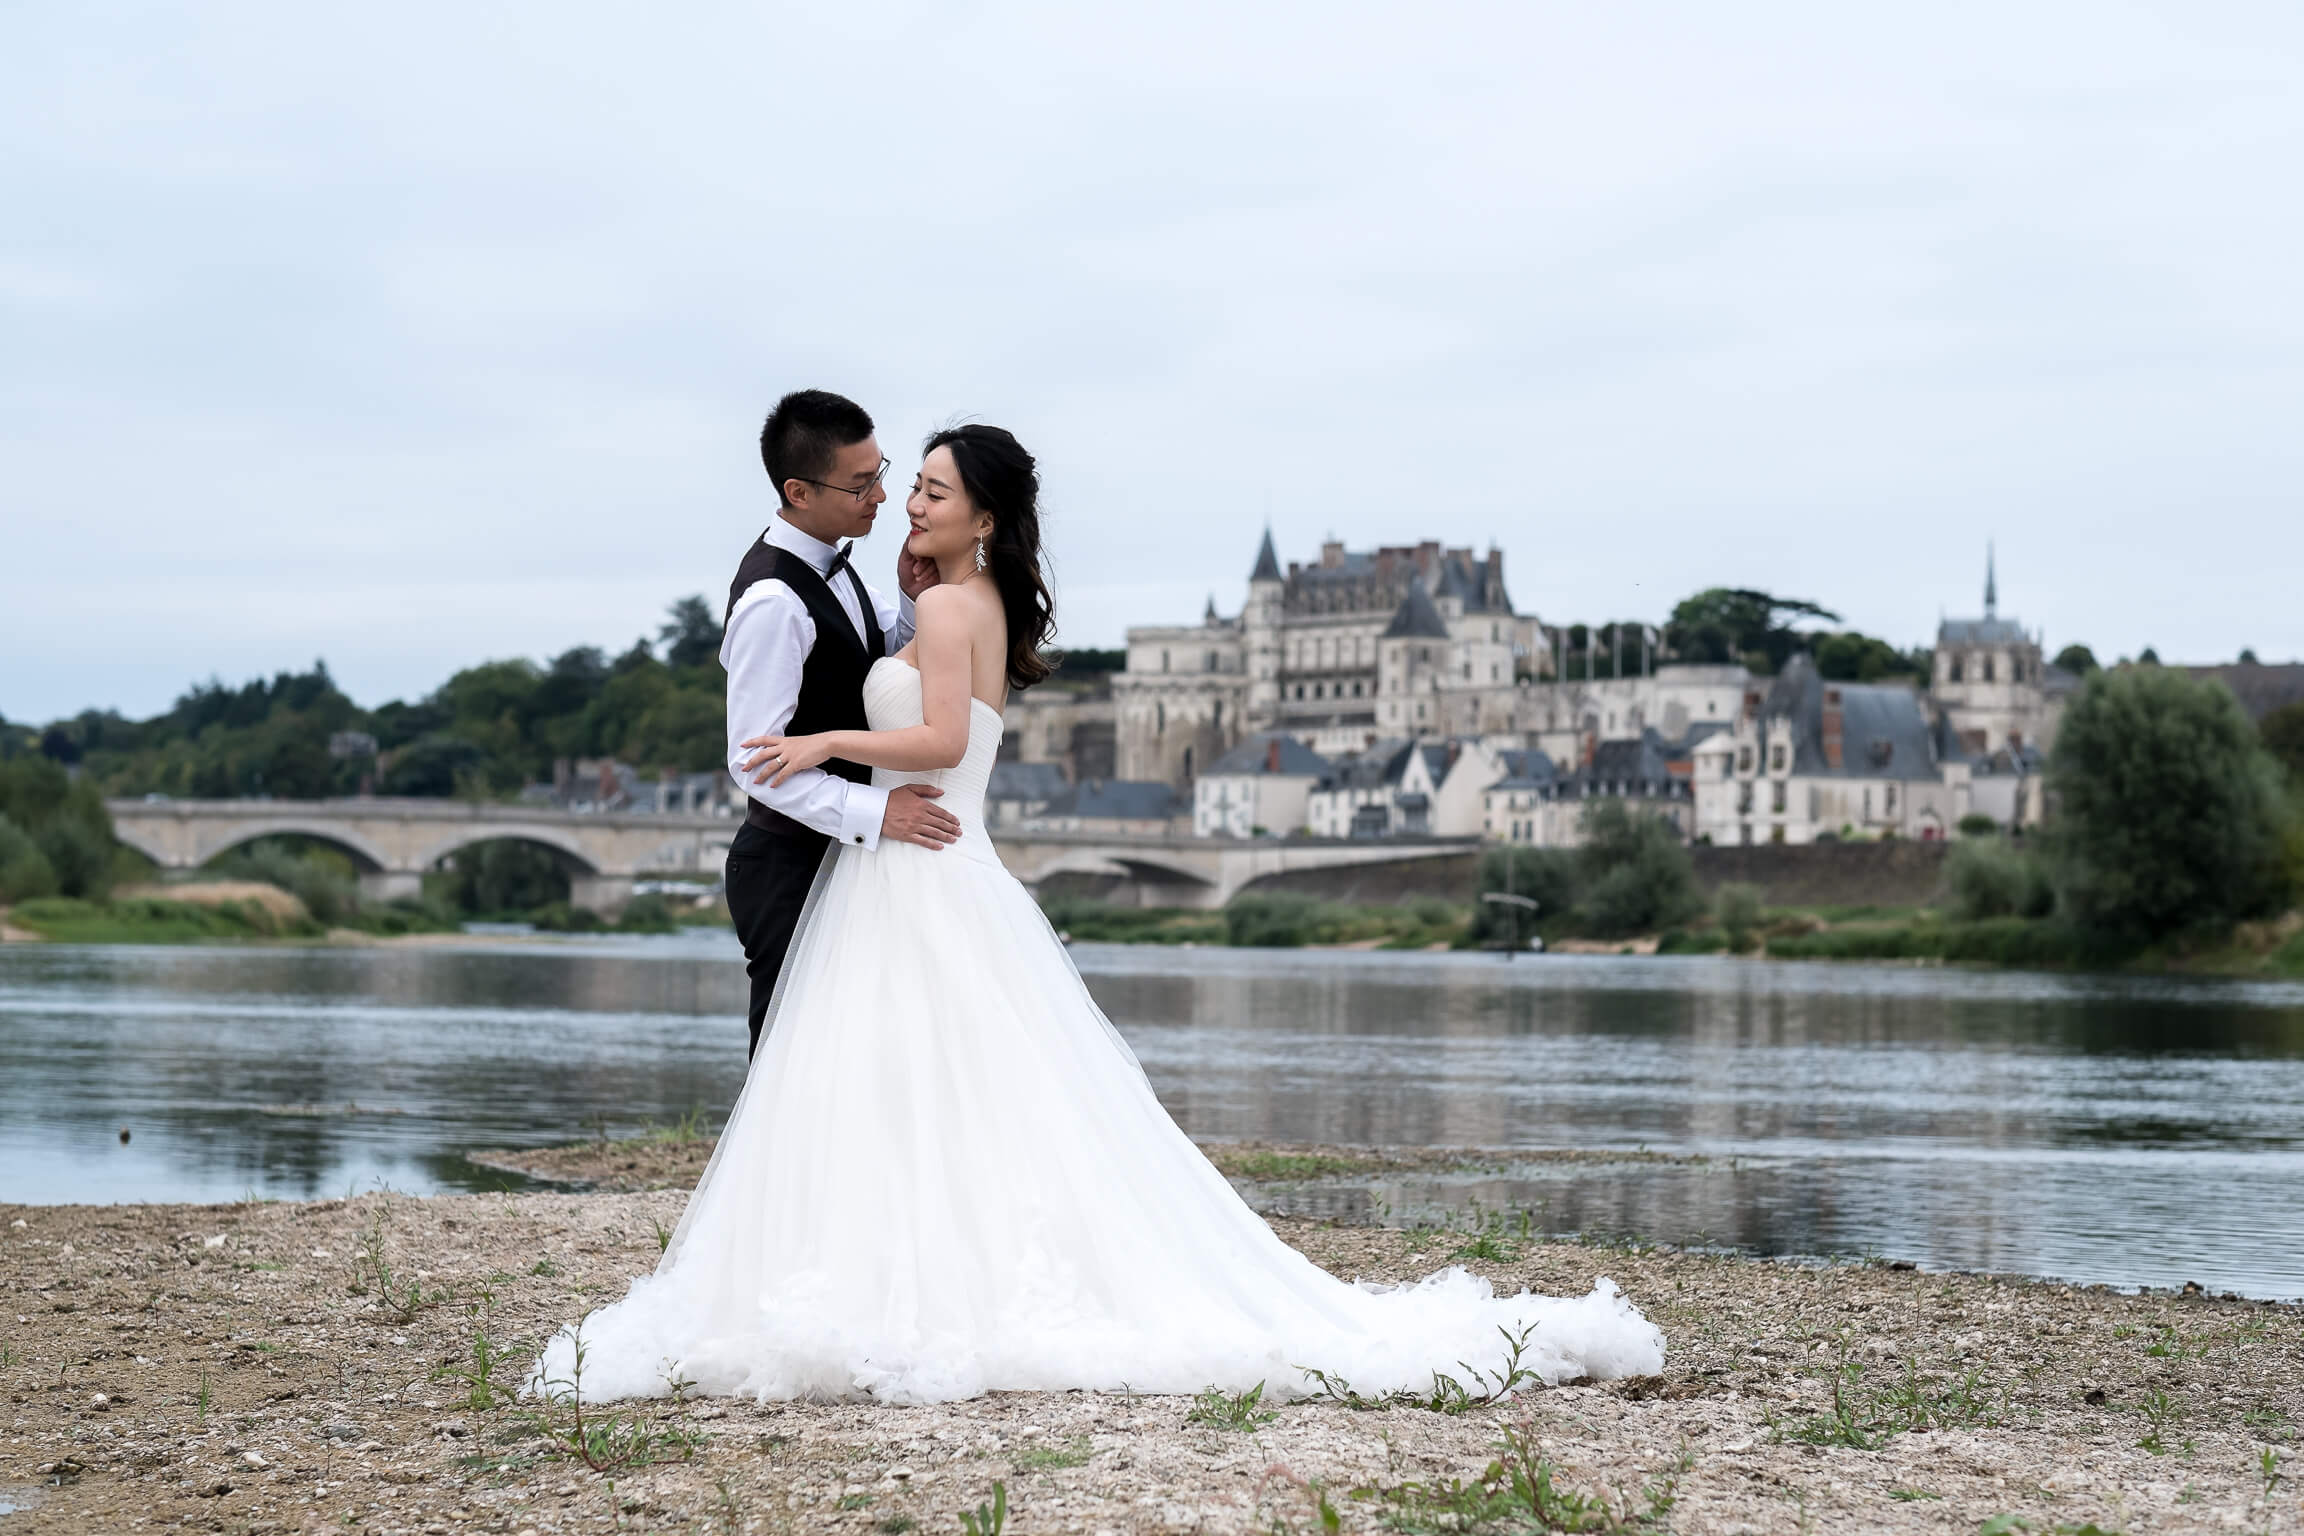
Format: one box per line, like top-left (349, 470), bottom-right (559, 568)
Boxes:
top-left (761, 390), bottom-right (875, 506)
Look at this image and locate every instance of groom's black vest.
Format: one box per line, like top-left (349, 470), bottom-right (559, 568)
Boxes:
top-left (727, 533), bottom-right (884, 835)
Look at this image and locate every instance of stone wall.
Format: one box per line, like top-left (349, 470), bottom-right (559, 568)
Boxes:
top-left (1234, 851), bottom-right (1481, 906)
top-left (1691, 839), bottom-right (1950, 909)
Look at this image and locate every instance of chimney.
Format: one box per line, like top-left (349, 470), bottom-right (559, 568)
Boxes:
top-left (1582, 729), bottom-right (1598, 769)
top-left (1742, 687), bottom-right (1762, 721)
top-left (1320, 540), bottom-right (1344, 569)
top-left (1265, 737), bottom-right (1281, 773)
top-left (1823, 687), bottom-right (1844, 770)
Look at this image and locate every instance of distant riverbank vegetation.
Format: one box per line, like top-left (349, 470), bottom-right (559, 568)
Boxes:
top-left (0, 599), bottom-right (1123, 804)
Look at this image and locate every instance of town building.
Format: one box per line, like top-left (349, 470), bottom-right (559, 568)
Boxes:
top-left (1482, 732), bottom-right (1698, 847)
top-left (1192, 732), bottom-right (1330, 839)
top-left (1019, 779), bottom-right (1187, 837)
top-left (1116, 533), bottom-right (1540, 784)
top-left (1690, 657), bottom-right (1968, 845)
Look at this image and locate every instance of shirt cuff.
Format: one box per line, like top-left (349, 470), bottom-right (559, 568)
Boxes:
top-left (840, 781), bottom-right (889, 851)
top-left (893, 591), bottom-right (917, 652)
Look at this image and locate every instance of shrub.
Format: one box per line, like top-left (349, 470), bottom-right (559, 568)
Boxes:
top-left (1572, 802), bottom-right (1703, 938)
top-left (615, 893), bottom-right (677, 933)
top-left (1942, 839), bottom-right (2055, 921)
top-left (1956, 813), bottom-right (2000, 838)
top-left (0, 758), bottom-right (118, 898)
top-left (1713, 882), bottom-right (1765, 952)
top-left (206, 839), bottom-right (360, 925)
top-left (0, 814), bottom-right (59, 903)
top-left (37, 816), bottom-right (116, 900)
top-left (2049, 667), bottom-right (2291, 946)
top-left (1223, 892), bottom-right (1341, 947)
top-left (529, 902), bottom-right (603, 932)
top-left (1470, 845), bottom-right (1577, 945)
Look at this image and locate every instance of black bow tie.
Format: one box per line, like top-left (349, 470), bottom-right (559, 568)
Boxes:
top-left (826, 542), bottom-right (854, 581)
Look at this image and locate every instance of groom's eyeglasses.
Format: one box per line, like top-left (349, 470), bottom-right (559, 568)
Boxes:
top-left (794, 457), bottom-right (892, 502)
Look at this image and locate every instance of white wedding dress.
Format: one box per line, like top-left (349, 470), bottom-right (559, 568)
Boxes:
top-left (531, 657), bottom-right (1663, 1404)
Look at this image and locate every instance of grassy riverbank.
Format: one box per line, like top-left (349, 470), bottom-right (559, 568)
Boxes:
top-left (0, 885), bottom-right (710, 945)
top-left (7, 1147), bottom-right (2301, 1535)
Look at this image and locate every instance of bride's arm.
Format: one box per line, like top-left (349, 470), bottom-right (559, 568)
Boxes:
top-left (741, 586), bottom-right (976, 785)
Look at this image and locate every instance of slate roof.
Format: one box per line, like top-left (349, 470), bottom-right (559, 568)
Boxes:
top-left (1485, 748), bottom-right (1558, 791)
top-left (987, 761), bottom-right (1069, 802)
top-left (2186, 662), bottom-right (2304, 723)
top-left (1037, 779), bottom-right (1183, 820)
top-left (1766, 654), bottom-right (1942, 782)
top-left (1432, 550), bottom-right (1512, 614)
top-left (1249, 528), bottom-right (1282, 583)
top-left (1938, 616), bottom-right (2030, 647)
top-left (1382, 580), bottom-right (1450, 639)
top-left (1208, 731), bottom-right (1331, 777)
top-left (1317, 738), bottom-right (1414, 792)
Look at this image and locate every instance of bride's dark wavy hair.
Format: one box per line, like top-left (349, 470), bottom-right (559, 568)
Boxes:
top-left (924, 423), bottom-right (1055, 691)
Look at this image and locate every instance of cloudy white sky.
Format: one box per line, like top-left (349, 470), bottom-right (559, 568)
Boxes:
top-left (6, 2), bottom-right (2300, 723)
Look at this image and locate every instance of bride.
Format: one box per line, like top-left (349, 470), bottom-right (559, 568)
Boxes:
top-left (531, 424), bottom-right (1664, 1405)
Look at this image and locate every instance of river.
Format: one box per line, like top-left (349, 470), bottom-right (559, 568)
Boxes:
top-left (4, 934), bottom-right (2301, 1297)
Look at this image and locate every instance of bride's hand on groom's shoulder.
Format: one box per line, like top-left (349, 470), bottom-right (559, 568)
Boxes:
top-left (739, 733), bottom-right (832, 788)
top-left (897, 547), bottom-right (940, 601)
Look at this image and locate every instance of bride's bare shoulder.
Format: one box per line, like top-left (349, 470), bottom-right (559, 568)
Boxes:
top-left (915, 578), bottom-right (1005, 631)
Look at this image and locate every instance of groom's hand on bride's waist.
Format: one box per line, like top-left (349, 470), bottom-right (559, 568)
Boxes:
top-left (883, 785), bottom-right (961, 849)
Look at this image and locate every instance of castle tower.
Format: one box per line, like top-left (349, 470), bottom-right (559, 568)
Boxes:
top-left (1244, 528), bottom-right (1284, 729)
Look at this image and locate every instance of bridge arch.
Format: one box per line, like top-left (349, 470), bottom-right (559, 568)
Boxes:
top-left (410, 825), bottom-right (605, 876)
top-left (192, 822), bottom-right (392, 875)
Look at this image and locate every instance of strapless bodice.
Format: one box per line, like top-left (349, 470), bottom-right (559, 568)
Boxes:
top-left (863, 657), bottom-right (1003, 860)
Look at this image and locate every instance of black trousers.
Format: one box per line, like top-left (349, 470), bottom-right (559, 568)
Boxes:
top-left (724, 815), bottom-right (833, 1057)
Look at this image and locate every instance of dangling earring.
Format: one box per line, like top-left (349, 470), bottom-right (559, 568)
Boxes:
top-left (974, 538), bottom-right (988, 572)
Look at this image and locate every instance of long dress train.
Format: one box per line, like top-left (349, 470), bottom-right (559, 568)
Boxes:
top-left (531, 657), bottom-right (1663, 1404)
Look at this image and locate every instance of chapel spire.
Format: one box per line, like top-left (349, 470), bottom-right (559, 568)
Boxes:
top-left (1984, 541), bottom-right (1998, 620)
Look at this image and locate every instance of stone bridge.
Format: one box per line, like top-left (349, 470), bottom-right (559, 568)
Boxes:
top-left (108, 799), bottom-right (1476, 915)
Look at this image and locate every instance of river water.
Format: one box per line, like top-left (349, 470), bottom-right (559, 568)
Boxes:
top-left (4, 935), bottom-right (2301, 1297)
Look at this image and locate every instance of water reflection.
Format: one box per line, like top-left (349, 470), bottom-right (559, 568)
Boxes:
top-left (3, 938), bottom-right (2302, 1295)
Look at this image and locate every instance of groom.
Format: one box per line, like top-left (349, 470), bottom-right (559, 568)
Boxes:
top-left (721, 389), bottom-right (961, 1056)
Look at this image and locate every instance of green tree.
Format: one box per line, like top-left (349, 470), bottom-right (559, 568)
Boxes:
top-left (0, 814), bottom-right (59, 902)
top-left (2051, 644), bottom-right (2099, 675)
top-left (1470, 844), bottom-right (1579, 945)
top-left (0, 758), bottom-right (118, 898)
top-left (2048, 667), bottom-right (2291, 946)
top-left (1573, 801), bottom-right (1703, 937)
top-left (1814, 632), bottom-right (1920, 683)
top-left (657, 597), bottom-right (724, 672)
top-left (2262, 702), bottom-right (2304, 785)
top-left (1666, 589), bottom-right (1840, 674)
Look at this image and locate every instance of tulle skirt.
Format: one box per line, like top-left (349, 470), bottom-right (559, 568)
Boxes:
top-left (529, 837), bottom-right (1664, 1404)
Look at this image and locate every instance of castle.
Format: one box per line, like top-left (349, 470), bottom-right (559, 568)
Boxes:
top-left (1112, 533), bottom-right (1542, 783)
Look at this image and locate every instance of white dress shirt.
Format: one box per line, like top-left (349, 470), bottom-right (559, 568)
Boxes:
top-left (721, 515), bottom-right (916, 850)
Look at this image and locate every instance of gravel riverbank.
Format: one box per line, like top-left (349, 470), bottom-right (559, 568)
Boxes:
top-left (5, 1159), bottom-right (2301, 1534)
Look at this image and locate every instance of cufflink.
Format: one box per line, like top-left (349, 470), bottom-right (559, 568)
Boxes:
top-left (854, 835), bottom-right (864, 844)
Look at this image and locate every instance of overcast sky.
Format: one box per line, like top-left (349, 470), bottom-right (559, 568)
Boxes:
top-left (6, 2), bottom-right (2301, 723)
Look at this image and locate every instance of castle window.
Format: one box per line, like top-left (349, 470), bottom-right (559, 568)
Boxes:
top-left (1885, 784), bottom-right (1897, 815)
top-left (1204, 651), bottom-right (1216, 672)
top-left (1950, 656), bottom-right (1964, 682)
top-left (1161, 649), bottom-right (1170, 672)
top-left (1737, 746), bottom-right (1753, 773)
top-left (1984, 655), bottom-right (1996, 683)
top-left (1769, 744), bottom-right (1786, 773)
top-left (1352, 680), bottom-right (1363, 697)
top-left (1771, 781), bottom-right (1786, 813)
top-left (1213, 701), bottom-right (1222, 730)
top-left (1156, 702), bottom-right (1165, 733)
